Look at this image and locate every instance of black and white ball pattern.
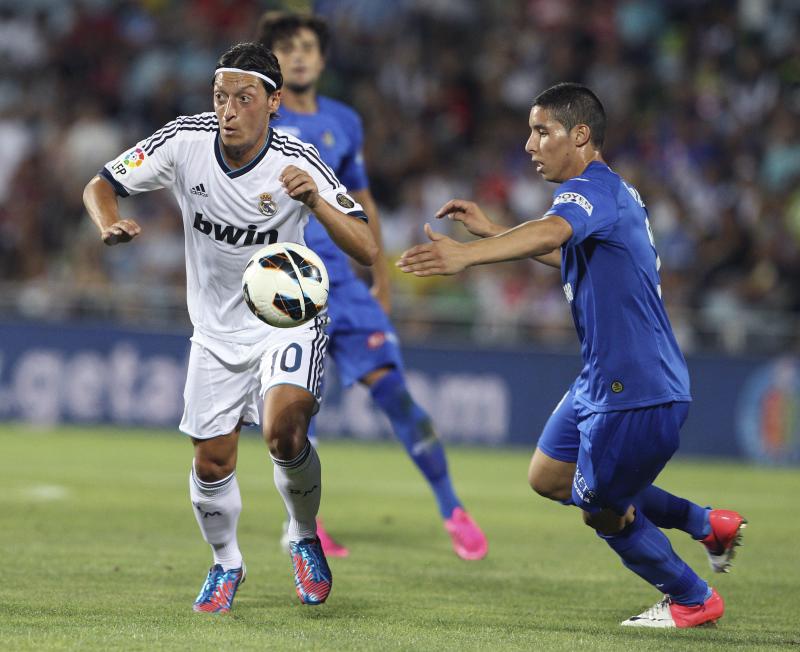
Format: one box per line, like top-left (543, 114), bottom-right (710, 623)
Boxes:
top-left (242, 242), bottom-right (329, 328)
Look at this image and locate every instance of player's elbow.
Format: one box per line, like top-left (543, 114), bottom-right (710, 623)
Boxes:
top-left (529, 216), bottom-right (571, 255)
top-left (537, 228), bottom-right (568, 255)
top-left (366, 239), bottom-right (380, 265)
top-left (354, 237), bottom-right (379, 267)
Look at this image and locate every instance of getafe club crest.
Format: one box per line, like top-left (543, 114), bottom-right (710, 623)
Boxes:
top-left (259, 192), bottom-right (278, 216)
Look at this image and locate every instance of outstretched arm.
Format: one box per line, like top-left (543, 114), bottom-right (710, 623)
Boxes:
top-left (435, 199), bottom-right (562, 269)
top-left (397, 215), bottom-right (572, 277)
top-left (83, 176), bottom-right (142, 245)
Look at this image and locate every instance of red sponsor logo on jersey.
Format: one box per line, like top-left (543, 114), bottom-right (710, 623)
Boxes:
top-left (367, 331), bottom-right (386, 349)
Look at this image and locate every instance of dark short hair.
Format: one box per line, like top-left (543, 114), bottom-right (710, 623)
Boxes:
top-left (256, 11), bottom-right (329, 54)
top-left (533, 82), bottom-right (606, 148)
top-left (215, 42), bottom-right (283, 94)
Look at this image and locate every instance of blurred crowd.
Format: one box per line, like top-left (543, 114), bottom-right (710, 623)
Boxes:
top-left (1, 0), bottom-right (799, 353)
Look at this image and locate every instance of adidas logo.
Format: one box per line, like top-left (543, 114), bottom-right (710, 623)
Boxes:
top-left (190, 183), bottom-right (208, 197)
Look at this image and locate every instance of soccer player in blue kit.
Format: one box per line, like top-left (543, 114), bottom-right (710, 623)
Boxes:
top-left (399, 83), bottom-right (746, 627)
top-left (257, 11), bottom-right (488, 560)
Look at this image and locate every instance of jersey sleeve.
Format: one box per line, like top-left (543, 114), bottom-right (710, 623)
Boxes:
top-left (337, 112), bottom-right (370, 192)
top-left (544, 179), bottom-right (618, 245)
top-left (99, 119), bottom-right (181, 197)
top-left (300, 143), bottom-right (368, 222)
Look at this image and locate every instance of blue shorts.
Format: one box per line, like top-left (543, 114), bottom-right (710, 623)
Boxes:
top-left (536, 389), bottom-right (580, 463)
top-left (537, 389), bottom-right (689, 515)
top-left (325, 278), bottom-right (404, 387)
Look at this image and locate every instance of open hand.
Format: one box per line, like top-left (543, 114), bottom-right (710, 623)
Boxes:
top-left (435, 199), bottom-right (501, 238)
top-left (396, 223), bottom-right (469, 276)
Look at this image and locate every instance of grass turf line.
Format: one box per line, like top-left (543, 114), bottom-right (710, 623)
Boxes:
top-left (2, 425), bottom-right (799, 651)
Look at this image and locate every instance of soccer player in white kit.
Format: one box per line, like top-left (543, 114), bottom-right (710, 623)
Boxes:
top-left (82, 42), bottom-right (377, 612)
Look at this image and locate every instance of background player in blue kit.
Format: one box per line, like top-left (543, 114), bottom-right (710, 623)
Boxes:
top-left (257, 12), bottom-right (488, 561)
top-left (399, 83), bottom-right (746, 628)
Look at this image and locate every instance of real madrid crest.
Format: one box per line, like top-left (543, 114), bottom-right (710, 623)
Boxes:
top-left (258, 192), bottom-right (278, 216)
top-left (336, 193), bottom-right (355, 209)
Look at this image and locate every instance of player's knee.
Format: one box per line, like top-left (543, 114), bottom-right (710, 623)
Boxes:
top-left (263, 414), bottom-right (309, 460)
top-left (361, 365), bottom-right (394, 387)
top-left (194, 453), bottom-right (236, 482)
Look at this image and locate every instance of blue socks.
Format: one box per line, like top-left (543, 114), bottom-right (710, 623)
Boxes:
top-left (600, 511), bottom-right (709, 605)
top-left (637, 485), bottom-right (710, 540)
top-left (370, 369), bottom-right (461, 518)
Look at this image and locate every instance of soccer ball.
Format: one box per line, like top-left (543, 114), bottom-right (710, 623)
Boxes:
top-left (242, 242), bottom-right (329, 328)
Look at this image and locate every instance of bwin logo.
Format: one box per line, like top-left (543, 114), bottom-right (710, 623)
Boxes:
top-left (193, 212), bottom-right (278, 246)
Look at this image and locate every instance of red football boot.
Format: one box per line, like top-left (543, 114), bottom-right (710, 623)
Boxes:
top-left (701, 509), bottom-right (747, 573)
top-left (621, 588), bottom-right (724, 628)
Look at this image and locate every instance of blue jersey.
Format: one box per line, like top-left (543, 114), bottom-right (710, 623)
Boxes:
top-left (273, 96), bottom-right (369, 286)
top-left (544, 161), bottom-right (691, 412)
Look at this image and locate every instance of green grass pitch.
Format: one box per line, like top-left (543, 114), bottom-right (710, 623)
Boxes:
top-left (3, 424), bottom-right (799, 651)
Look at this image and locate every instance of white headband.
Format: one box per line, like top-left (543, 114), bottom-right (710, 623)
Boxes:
top-left (214, 67), bottom-right (277, 89)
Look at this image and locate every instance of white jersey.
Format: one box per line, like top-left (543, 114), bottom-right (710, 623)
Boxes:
top-left (101, 112), bottom-right (365, 344)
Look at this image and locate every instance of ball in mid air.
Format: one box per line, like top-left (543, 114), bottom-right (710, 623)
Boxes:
top-left (242, 242), bottom-right (329, 328)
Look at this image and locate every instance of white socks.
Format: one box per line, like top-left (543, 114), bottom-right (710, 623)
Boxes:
top-left (189, 440), bottom-right (320, 566)
top-left (272, 441), bottom-right (321, 542)
top-left (189, 462), bottom-right (243, 570)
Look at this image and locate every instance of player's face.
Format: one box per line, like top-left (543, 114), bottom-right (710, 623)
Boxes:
top-left (213, 72), bottom-right (280, 161)
top-left (272, 28), bottom-right (325, 93)
top-left (525, 105), bottom-right (575, 183)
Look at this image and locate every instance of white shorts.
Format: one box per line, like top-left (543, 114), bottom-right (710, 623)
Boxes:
top-left (180, 317), bottom-right (329, 439)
